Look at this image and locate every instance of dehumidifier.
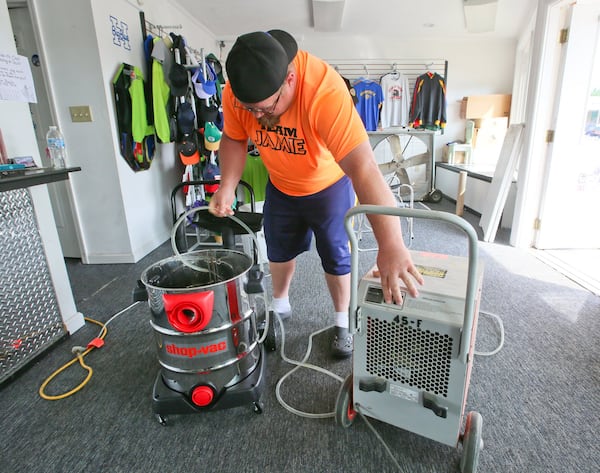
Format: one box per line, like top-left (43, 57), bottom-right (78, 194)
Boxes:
top-left (336, 205), bottom-right (484, 473)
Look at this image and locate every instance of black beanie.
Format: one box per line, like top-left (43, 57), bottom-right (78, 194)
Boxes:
top-left (225, 30), bottom-right (298, 104)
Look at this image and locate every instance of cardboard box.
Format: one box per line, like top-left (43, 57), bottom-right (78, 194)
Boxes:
top-left (460, 94), bottom-right (511, 119)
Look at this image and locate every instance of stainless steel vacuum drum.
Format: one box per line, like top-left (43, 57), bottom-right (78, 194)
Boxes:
top-left (140, 249), bottom-right (263, 414)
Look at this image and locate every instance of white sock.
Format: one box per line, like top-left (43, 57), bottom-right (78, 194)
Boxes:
top-left (334, 311), bottom-right (349, 328)
top-left (272, 296), bottom-right (291, 314)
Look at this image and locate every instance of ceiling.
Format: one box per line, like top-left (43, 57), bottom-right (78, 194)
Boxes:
top-left (176, 0), bottom-right (538, 43)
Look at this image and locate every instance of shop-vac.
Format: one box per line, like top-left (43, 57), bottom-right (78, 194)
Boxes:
top-left (134, 186), bottom-right (273, 425)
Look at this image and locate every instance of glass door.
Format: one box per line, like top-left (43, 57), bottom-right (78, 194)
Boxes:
top-left (535, 1), bottom-right (600, 249)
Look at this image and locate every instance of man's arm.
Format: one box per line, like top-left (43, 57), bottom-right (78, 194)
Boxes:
top-left (208, 132), bottom-right (248, 217)
top-left (337, 140), bottom-right (424, 303)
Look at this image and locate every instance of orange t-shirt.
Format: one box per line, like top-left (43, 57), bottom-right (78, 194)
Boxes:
top-left (223, 50), bottom-right (368, 196)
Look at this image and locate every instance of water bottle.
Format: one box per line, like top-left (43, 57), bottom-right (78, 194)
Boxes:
top-left (46, 126), bottom-right (66, 169)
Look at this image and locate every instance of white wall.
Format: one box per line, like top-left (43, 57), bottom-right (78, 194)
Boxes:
top-left (28, 0), bottom-right (218, 263)
top-left (302, 34), bottom-right (518, 156)
top-left (91, 0), bottom-right (218, 262)
top-left (216, 32), bottom-right (518, 162)
top-left (0, 0), bottom-right (83, 333)
top-left (30, 0), bottom-right (128, 263)
top-left (17, 0), bottom-right (534, 263)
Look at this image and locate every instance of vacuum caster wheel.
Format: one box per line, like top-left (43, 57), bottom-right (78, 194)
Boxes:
top-left (335, 375), bottom-right (357, 428)
top-left (260, 311), bottom-right (279, 352)
top-left (427, 188), bottom-right (443, 203)
top-left (156, 413), bottom-right (168, 426)
top-left (460, 411), bottom-right (483, 473)
top-left (253, 401), bottom-right (264, 414)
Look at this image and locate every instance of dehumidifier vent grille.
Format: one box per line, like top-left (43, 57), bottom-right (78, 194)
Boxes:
top-left (365, 316), bottom-right (453, 397)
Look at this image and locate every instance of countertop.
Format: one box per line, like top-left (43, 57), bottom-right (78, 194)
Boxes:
top-left (0, 166), bottom-right (81, 192)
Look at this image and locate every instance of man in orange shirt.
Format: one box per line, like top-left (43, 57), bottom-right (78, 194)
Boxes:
top-left (208, 30), bottom-right (423, 358)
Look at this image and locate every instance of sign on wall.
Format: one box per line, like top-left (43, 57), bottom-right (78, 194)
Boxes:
top-left (110, 15), bottom-right (131, 51)
top-left (0, 53), bottom-right (37, 103)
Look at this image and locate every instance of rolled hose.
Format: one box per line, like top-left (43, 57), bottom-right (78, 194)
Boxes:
top-left (170, 205), bottom-right (264, 274)
top-left (170, 205), bottom-right (271, 345)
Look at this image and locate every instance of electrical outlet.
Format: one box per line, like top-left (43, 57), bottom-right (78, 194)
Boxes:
top-left (69, 105), bottom-right (93, 123)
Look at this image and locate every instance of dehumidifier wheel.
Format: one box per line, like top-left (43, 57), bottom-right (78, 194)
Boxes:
top-left (253, 401), bottom-right (264, 414)
top-left (460, 411), bottom-right (483, 473)
top-left (335, 375), bottom-right (357, 428)
top-left (428, 188), bottom-right (443, 203)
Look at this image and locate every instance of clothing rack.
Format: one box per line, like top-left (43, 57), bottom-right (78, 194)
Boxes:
top-left (327, 58), bottom-right (448, 96)
top-left (140, 9), bottom-right (182, 38)
top-left (139, 12), bottom-right (203, 61)
top-left (144, 20), bottom-right (182, 36)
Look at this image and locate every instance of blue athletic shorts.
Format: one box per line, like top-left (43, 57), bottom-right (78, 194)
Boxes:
top-left (263, 176), bottom-right (355, 275)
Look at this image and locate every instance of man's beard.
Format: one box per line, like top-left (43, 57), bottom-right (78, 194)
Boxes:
top-left (258, 114), bottom-right (280, 128)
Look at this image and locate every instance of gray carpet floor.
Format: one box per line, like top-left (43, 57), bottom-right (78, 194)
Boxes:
top-left (1, 200), bottom-right (598, 473)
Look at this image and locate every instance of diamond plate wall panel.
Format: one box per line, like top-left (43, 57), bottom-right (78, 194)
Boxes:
top-left (1, 188), bottom-right (66, 383)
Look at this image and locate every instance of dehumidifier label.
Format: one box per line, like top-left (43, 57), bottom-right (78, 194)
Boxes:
top-left (415, 264), bottom-right (447, 278)
top-left (390, 384), bottom-right (419, 403)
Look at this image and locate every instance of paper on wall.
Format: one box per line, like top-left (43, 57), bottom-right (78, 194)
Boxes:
top-left (0, 53), bottom-right (37, 103)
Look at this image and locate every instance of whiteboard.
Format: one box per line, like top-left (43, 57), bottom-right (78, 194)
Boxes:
top-left (479, 123), bottom-right (525, 242)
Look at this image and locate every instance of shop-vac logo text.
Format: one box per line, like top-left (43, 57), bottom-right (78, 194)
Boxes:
top-left (165, 341), bottom-right (227, 358)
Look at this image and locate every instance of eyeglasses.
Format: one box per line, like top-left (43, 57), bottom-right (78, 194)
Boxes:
top-left (234, 86), bottom-right (284, 116)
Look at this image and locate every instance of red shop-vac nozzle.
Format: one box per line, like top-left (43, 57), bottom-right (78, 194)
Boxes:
top-left (162, 291), bottom-right (214, 333)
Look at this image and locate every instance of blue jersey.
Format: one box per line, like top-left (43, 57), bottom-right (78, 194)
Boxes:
top-left (353, 79), bottom-right (383, 131)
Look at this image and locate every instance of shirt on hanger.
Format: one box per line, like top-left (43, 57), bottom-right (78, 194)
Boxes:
top-left (380, 72), bottom-right (410, 128)
top-left (340, 74), bottom-right (359, 105)
top-left (410, 72), bottom-right (447, 130)
top-left (353, 79), bottom-right (384, 131)
top-left (151, 37), bottom-right (174, 143)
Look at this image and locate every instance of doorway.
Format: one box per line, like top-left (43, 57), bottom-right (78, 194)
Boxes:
top-left (531, 0), bottom-right (600, 295)
top-left (8, 4), bottom-right (82, 258)
top-left (535, 0), bottom-right (600, 249)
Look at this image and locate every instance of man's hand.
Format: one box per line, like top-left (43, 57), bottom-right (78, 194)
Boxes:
top-left (374, 246), bottom-right (424, 304)
top-left (207, 187), bottom-right (235, 217)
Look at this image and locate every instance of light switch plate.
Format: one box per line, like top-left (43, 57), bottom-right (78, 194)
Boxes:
top-left (69, 105), bottom-right (93, 122)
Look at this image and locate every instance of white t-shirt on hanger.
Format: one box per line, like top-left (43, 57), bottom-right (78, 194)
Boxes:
top-left (380, 72), bottom-right (410, 128)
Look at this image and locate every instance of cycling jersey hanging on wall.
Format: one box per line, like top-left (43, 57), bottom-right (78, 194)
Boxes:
top-left (112, 63), bottom-right (155, 171)
top-left (409, 71), bottom-right (447, 131)
top-left (353, 77), bottom-right (383, 131)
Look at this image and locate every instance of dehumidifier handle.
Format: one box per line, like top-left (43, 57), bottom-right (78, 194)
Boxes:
top-left (344, 204), bottom-right (479, 364)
